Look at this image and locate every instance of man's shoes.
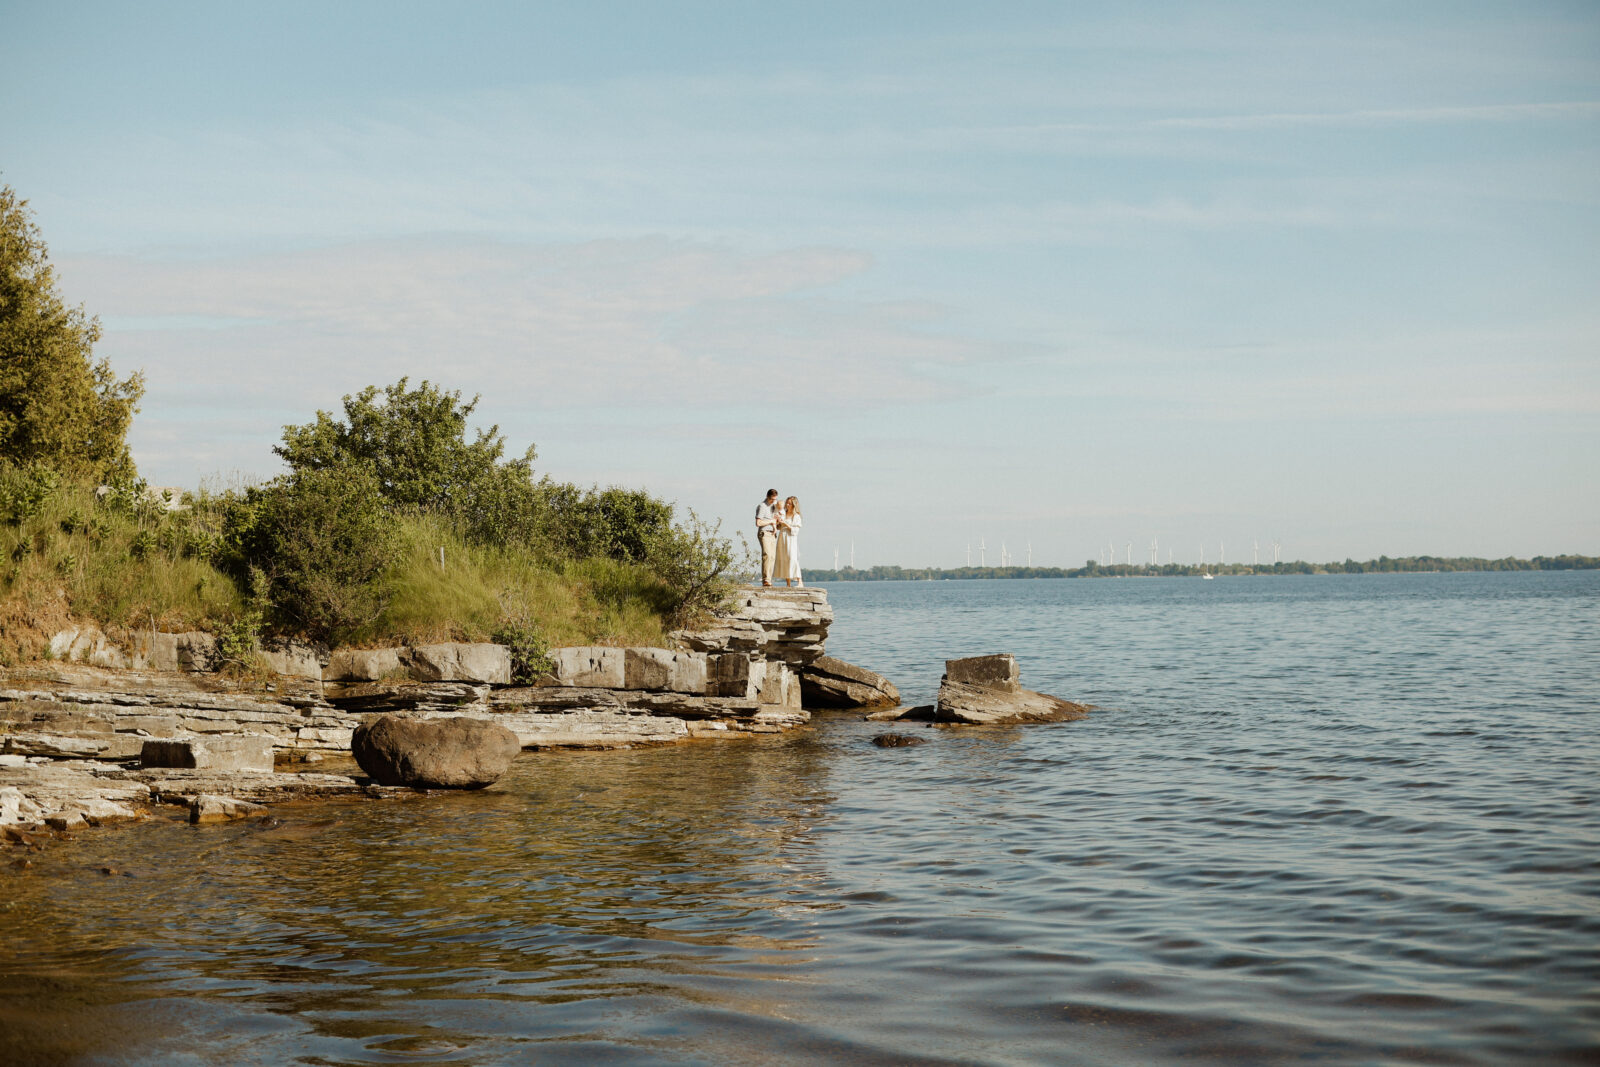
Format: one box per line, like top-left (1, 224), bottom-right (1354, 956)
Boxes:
top-left (761, 581), bottom-right (772, 587)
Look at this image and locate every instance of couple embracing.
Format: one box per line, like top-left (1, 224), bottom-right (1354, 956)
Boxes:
top-left (755, 489), bottom-right (803, 588)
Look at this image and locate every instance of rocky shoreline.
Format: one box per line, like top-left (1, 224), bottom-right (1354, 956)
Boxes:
top-left (2, 588), bottom-right (1092, 851)
top-left (2, 588), bottom-right (843, 840)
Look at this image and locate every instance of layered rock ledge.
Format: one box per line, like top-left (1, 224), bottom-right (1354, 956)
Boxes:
top-left (3, 587), bottom-right (849, 835)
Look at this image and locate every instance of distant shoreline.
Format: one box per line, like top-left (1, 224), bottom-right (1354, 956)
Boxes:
top-left (804, 555), bottom-right (1599, 582)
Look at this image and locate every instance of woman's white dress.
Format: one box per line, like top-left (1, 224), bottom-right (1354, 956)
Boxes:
top-left (777, 512), bottom-right (801, 584)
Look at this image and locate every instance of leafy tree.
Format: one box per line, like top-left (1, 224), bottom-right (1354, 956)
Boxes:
top-left (0, 185), bottom-right (144, 481)
top-left (275, 378), bottom-right (533, 513)
top-left (274, 377), bottom-right (680, 565)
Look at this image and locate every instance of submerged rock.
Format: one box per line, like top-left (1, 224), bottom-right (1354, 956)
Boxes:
top-left (933, 654), bottom-right (1090, 726)
top-left (189, 794), bottom-right (268, 824)
top-left (870, 732), bottom-right (926, 748)
top-left (351, 715), bottom-right (520, 789)
top-left (801, 656), bottom-right (900, 709)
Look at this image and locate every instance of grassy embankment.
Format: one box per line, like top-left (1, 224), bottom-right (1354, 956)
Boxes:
top-left (0, 473), bottom-right (670, 667)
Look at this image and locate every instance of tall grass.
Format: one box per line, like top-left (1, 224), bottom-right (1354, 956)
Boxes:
top-left (0, 472), bottom-right (242, 664)
top-left (367, 514), bottom-right (669, 648)
top-left (0, 470), bottom-right (676, 664)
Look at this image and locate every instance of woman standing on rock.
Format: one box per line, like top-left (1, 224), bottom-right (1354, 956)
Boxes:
top-left (775, 496), bottom-right (802, 587)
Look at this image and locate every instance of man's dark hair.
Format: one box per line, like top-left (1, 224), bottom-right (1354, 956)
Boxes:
top-left (766, 489), bottom-right (778, 500)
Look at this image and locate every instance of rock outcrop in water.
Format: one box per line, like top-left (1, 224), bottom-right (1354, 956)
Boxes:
top-left (800, 655), bottom-right (900, 709)
top-left (352, 714), bottom-right (521, 789)
top-left (933, 654), bottom-right (1091, 725)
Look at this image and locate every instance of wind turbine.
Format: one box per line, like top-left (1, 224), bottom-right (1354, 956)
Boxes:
top-left (978, 538), bottom-right (986, 567)
top-left (1125, 541), bottom-right (1133, 566)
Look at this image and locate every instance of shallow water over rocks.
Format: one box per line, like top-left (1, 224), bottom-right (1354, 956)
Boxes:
top-left (3, 571), bottom-right (1597, 1064)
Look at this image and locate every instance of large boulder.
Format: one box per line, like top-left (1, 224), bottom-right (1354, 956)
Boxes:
top-left (800, 656), bottom-right (900, 709)
top-left (351, 715), bottom-right (520, 789)
top-left (934, 654), bottom-right (1090, 725)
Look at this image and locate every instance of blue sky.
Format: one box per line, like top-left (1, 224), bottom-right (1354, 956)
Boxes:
top-left (4, 1), bottom-right (1596, 565)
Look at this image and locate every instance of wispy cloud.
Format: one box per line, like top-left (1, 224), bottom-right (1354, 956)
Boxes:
top-left (1140, 100), bottom-right (1600, 132)
top-left (66, 236), bottom-right (1033, 476)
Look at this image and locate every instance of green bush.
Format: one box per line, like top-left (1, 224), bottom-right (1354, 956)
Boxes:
top-left (230, 465), bottom-right (398, 644)
top-left (490, 617), bottom-right (555, 684)
top-left (644, 510), bottom-right (739, 629)
top-left (216, 566), bottom-right (269, 668)
top-left (0, 462), bottom-right (59, 524)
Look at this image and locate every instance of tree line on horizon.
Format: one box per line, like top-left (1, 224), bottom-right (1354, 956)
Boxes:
top-left (802, 555), bottom-right (1600, 582)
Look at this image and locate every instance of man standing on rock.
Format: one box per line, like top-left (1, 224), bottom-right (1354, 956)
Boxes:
top-left (756, 489), bottom-right (779, 587)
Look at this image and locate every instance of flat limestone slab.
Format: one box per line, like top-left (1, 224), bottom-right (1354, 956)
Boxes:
top-left (0, 760), bottom-right (152, 827)
top-left (132, 769), bottom-right (386, 802)
top-left (934, 680), bottom-right (1090, 725)
top-left (477, 709), bottom-right (691, 749)
top-left (140, 735), bottom-right (276, 773)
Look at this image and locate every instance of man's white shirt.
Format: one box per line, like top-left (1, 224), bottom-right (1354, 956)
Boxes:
top-left (755, 501), bottom-right (775, 534)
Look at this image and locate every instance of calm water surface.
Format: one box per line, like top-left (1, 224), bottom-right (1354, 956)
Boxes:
top-left (3, 572), bottom-right (1597, 1064)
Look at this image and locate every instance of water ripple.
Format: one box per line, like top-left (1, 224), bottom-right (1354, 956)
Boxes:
top-left (1, 572), bottom-right (1597, 1064)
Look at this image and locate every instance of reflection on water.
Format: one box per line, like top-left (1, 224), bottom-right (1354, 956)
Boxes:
top-left (4, 739), bottom-right (840, 1064)
top-left (3, 572), bottom-right (1598, 1064)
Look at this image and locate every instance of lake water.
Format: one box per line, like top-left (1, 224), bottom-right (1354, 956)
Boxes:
top-left (3, 572), bottom-right (1597, 1064)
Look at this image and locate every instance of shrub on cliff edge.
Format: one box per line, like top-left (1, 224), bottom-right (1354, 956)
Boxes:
top-left (228, 465), bottom-right (398, 644)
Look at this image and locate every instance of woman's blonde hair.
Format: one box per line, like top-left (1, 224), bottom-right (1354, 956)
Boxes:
top-left (785, 495), bottom-right (800, 518)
